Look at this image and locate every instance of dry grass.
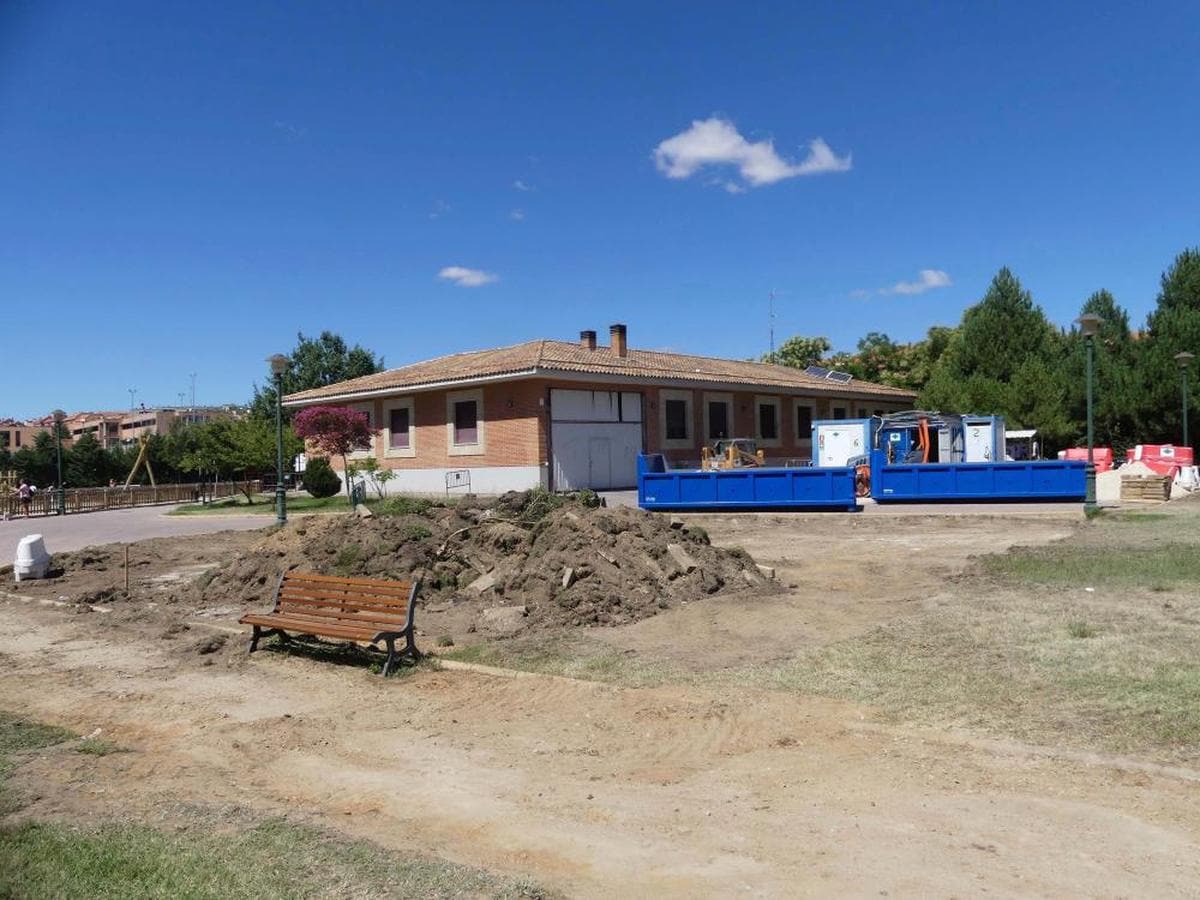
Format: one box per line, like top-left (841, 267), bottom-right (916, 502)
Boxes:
top-left (757, 501), bottom-right (1200, 760)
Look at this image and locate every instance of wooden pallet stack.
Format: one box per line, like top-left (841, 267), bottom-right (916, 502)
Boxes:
top-left (1120, 473), bottom-right (1172, 502)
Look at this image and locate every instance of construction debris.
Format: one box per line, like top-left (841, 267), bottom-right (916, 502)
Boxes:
top-left (200, 490), bottom-right (772, 632)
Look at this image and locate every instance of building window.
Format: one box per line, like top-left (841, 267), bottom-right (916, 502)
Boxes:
top-left (703, 393), bottom-right (733, 442)
top-left (795, 403), bottom-right (814, 441)
top-left (446, 388), bottom-right (486, 456)
top-left (453, 401), bottom-right (478, 444)
top-left (390, 408), bottom-right (410, 448)
top-left (755, 396), bottom-right (782, 447)
top-left (833, 406), bottom-right (847, 420)
top-left (659, 389), bottom-right (693, 449)
top-left (665, 401), bottom-right (688, 440)
top-left (347, 404), bottom-right (376, 459)
top-left (707, 402), bottom-right (728, 439)
top-left (383, 398), bottom-right (415, 458)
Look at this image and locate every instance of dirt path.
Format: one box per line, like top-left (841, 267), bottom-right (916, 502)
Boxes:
top-left (4, 596), bottom-right (1200, 898)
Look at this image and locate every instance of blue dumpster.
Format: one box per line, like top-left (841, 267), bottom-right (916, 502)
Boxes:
top-left (637, 454), bottom-right (859, 511)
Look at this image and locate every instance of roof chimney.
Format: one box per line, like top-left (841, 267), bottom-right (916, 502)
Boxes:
top-left (609, 323), bottom-right (627, 359)
top-left (580, 329), bottom-right (597, 351)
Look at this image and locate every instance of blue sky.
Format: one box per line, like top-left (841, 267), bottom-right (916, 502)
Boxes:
top-left (3, 1), bottom-right (1198, 418)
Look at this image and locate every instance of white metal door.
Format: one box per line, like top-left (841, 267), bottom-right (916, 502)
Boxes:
top-left (550, 390), bottom-right (642, 490)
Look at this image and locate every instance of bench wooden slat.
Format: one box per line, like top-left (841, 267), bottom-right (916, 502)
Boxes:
top-left (238, 571), bottom-right (421, 676)
top-left (281, 581), bottom-right (414, 599)
top-left (278, 587), bottom-right (412, 608)
top-left (240, 614), bottom-right (382, 641)
top-left (277, 594), bottom-right (413, 615)
top-left (281, 572), bottom-right (415, 590)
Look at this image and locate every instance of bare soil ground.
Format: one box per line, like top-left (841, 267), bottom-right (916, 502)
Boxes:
top-left (4, 502), bottom-right (1200, 896)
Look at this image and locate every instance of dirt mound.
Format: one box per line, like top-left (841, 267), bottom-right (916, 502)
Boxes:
top-left (201, 492), bottom-right (772, 631)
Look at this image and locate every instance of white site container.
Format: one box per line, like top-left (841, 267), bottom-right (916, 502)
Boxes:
top-left (812, 419), bottom-right (878, 467)
top-left (963, 415), bottom-right (1006, 463)
top-left (14, 534), bottom-right (51, 581)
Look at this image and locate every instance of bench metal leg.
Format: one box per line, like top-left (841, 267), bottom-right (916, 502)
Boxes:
top-left (381, 638), bottom-right (397, 678)
top-left (249, 626), bottom-right (286, 654)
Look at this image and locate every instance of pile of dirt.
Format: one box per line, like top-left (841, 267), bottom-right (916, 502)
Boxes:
top-left (200, 491), bottom-right (772, 631)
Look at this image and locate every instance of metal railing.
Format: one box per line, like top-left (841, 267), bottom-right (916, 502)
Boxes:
top-left (3, 480), bottom-right (262, 519)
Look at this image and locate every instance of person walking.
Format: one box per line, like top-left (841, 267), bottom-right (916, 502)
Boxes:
top-left (16, 480), bottom-right (33, 517)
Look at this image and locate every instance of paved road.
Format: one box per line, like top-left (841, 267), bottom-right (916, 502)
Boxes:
top-left (1, 506), bottom-right (276, 560)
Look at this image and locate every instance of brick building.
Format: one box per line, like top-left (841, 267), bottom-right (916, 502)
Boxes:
top-left (283, 324), bottom-right (916, 493)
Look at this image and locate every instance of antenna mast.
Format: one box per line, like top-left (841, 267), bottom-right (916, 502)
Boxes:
top-left (768, 290), bottom-right (777, 363)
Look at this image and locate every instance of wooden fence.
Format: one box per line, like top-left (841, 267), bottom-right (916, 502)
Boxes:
top-left (3, 480), bottom-right (262, 519)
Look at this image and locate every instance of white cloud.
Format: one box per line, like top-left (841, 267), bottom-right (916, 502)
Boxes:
top-left (653, 117), bottom-right (851, 189)
top-left (881, 269), bottom-right (953, 296)
top-left (438, 266), bottom-right (498, 288)
top-left (513, 179), bottom-right (533, 191)
top-left (509, 208), bottom-right (526, 221)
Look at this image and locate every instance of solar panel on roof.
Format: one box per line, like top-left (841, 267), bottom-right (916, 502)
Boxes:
top-left (825, 371), bottom-right (854, 383)
top-left (804, 365), bottom-right (831, 378)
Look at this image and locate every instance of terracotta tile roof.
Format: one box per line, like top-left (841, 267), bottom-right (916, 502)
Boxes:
top-left (284, 339), bottom-right (916, 404)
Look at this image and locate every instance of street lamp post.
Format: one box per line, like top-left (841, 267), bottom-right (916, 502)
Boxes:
top-left (52, 409), bottom-right (66, 516)
top-left (268, 354), bottom-right (289, 526)
top-left (1075, 313), bottom-right (1103, 512)
top-left (1176, 351), bottom-right (1195, 451)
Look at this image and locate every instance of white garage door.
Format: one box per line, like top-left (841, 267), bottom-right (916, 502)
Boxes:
top-left (550, 389), bottom-right (643, 490)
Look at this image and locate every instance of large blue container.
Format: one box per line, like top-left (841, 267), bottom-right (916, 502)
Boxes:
top-left (637, 454), bottom-right (859, 511)
top-left (870, 450), bottom-right (1086, 502)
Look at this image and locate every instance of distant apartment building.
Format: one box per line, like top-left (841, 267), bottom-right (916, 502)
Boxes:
top-left (0, 418), bottom-right (41, 452)
top-left (1, 405), bottom-right (245, 454)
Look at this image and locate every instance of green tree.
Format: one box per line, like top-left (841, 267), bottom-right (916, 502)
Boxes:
top-left (180, 418), bottom-right (301, 501)
top-left (1059, 290), bottom-right (1140, 455)
top-left (768, 335), bottom-right (831, 369)
top-left (1134, 249), bottom-right (1200, 444)
top-left (250, 331), bottom-right (384, 420)
top-left (65, 433), bottom-right (109, 487)
top-left (12, 431), bottom-right (60, 487)
top-left (921, 268), bottom-right (1075, 451)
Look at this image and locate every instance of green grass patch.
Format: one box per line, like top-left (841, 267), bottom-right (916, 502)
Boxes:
top-left (1066, 620), bottom-right (1099, 639)
top-left (74, 738), bottom-right (126, 757)
top-left (168, 495), bottom-right (352, 516)
top-left (982, 541), bottom-right (1200, 589)
top-left (0, 712), bottom-right (74, 815)
top-left (0, 817), bottom-right (551, 900)
top-left (373, 496), bottom-right (436, 516)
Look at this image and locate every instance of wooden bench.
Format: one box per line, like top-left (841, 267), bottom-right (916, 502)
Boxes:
top-left (239, 571), bottom-right (420, 676)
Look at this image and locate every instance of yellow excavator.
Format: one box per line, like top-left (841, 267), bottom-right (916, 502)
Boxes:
top-left (701, 438), bottom-right (765, 471)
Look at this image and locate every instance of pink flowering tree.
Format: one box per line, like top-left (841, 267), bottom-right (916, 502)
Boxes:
top-left (293, 406), bottom-right (378, 503)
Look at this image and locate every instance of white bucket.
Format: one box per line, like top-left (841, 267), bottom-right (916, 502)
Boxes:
top-left (14, 534), bottom-right (50, 581)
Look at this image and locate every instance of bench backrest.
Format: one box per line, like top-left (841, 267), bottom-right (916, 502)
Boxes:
top-left (275, 571), bottom-right (418, 631)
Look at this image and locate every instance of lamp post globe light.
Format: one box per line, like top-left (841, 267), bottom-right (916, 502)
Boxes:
top-left (1075, 313), bottom-right (1103, 512)
top-left (268, 354), bottom-right (290, 526)
top-left (52, 409), bottom-right (66, 516)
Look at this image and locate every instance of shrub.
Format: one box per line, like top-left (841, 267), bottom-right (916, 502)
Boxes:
top-left (303, 457), bottom-right (341, 499)
top-left (375, 496), bottom-right (434, 516)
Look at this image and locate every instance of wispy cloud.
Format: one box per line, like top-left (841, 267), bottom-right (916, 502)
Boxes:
top-left (272, 119), bottom-right (307, 139)
top-left (438, 266), bottom-right (498, 288)
top-left (429, 199), bottom-right (452, 220)
top-left (509, 208), bottom-right (526, 221)
top-left (513, 179), bottom-right (533, 191)
top-left (880, 269), bottom-right (953, 296)
top-left (653, 116), bottom-right (851, 190)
